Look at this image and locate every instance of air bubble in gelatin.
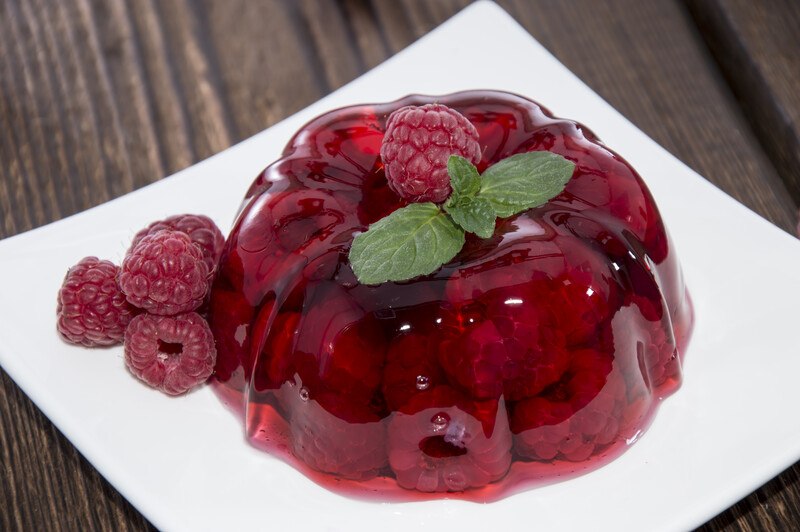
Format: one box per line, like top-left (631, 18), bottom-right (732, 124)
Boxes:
top-left (431, 413), bottom-right (449, 432)
top-left (416, 375), bottom-right (430, 391)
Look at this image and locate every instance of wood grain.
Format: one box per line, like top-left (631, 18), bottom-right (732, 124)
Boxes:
top-left (686, 0), bottom-right (800, 205)
top-left (1, 1), bottom-right (798, 530)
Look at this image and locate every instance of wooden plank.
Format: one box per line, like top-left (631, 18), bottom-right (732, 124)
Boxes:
top-left (686, 0), bottom-right (800, 206)
top-left (0, 1), bottom-right (798, 530)
top-left (501, 0), bottom-right (798, 233)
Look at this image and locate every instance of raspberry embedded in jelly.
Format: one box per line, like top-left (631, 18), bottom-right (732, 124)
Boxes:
top-left (388, 386), bottom-right (512, 492)
top-left (208, 90), bottom-right (693, 501)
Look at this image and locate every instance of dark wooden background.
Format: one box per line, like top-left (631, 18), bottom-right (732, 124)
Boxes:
top-left (1, 0), bottom-right (799, 530)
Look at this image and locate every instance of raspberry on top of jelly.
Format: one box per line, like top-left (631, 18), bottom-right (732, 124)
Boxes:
top-left (208, 90), bottom-right (693, 501)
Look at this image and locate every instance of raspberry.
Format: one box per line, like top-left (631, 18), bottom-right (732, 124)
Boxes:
top-left (208, 287), bottom-right (258, 386)
top-left (277, 377), bottom-right (387, 480)
top-left (131, 214), bottom-right (224, 273)
top-left (381, 332), bottom-right (447, 411)
top-left (638, 322), bottom-right (678, 388)
top-left (439, 292), bottom-right (570, 402)
top-left (124, 312), bottom-right (216, 395)
top-left (551, 269), bottom-right (613, 347)
top-left (380, 103), bottom-right (481, 203)
top-left (56, 257), bottom-right (137, 347)
top-left (290, 283), bottom-right (386, 407)
top-left (252, 308), bottom-right (301, 393)
top-left (120, 230), bottom-right (210, 315)
top-left (387, 386), bottom-right (511, 492)
top-left (447, 234), bottom-right (619, 346)
top-left (439, 233), bottom-right (622, 402)
top-left (614, 301), bottom-right (680, 390)
top-left (267, 189), bottom-right (358, 252)
top-left (511, 347), bottom-right (626, 462)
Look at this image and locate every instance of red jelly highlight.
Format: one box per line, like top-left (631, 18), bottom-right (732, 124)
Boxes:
top-left (208, 90), bottom-right (693, 501)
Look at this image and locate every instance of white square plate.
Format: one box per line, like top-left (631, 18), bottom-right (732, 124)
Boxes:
top-left (1, 2), bottom-right (799, 530)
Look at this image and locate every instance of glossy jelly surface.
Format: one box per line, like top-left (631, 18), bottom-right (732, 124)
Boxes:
top-left (208, 90), bottom-right (693, 501)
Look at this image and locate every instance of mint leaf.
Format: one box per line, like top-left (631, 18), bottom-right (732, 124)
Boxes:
top-left (479, 151), bottom-right (575, 217)
top-left (447, 155), bottom-right (481, 197)
top-left (349, 202), bottom-right (465, 284)
top-left (444, 195), bottom-right (496, 238)
top-left (347, 151), bottom-right (575, 284)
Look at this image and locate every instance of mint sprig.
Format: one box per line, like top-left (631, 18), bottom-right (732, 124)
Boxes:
top-left (447, 154), bottom-right (481, 196)
top-left (444, 195), bottom-right (496, 238)
top-left (479, 152), bottom-right (575, 217)
top-left (349, 151), bottom-right (575, 284)
top-left (349, 203), bottom-right (464, 285)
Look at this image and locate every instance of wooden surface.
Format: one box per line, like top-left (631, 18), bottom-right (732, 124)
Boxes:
top-left (1, 0), bottom-right (799, 530)
top-left (686, 0), bottom-right (800, 205)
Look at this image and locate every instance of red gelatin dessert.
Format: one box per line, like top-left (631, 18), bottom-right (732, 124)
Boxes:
top-left (208, 90), bottom-right (693, 501)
